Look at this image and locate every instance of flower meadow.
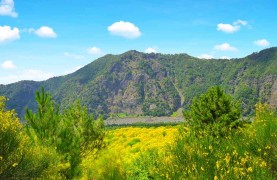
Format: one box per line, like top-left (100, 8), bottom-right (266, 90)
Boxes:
top-left (81, 103), bottom-right (276, 179)
top-left (0, 92), bottom-right (276, 179)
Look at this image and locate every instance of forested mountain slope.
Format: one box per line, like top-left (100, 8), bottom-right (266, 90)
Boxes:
top-left (0, 47), bottom-right (276, 118)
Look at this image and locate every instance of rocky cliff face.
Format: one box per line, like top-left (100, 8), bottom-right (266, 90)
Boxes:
top-left (79, 51), bottom-right (181, 116)
top-left (0, 48), bottom-right (276, 118)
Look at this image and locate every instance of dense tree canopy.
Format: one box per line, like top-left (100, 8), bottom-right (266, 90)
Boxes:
top-left (184, 86), bottom-right (245, 136)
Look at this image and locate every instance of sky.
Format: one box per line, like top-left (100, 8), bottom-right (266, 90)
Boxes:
top-left (0, 0), bottom-right (276, 84)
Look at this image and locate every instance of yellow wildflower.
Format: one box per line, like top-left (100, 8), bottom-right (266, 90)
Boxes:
top-left (240, 171), bottom-right (246, 176)
top-left (192, 164), bottom-right (196, 170)
top-left (225, 153), bottom-right (231, 164)
top-left (240, 157), bottom-right (247, 166)
top-left (201, 166), bottom-right (205, 171)
top-left (234, 167), bottom-right (239, 174)
top-left (232, 150), bottom-right (238, 157)
top-left (214, 175), bottom-right (219, 180)
top-left (260, 161), bottom-right (267, 168)
top-left (216, 161), bottom-right (220, 169)
top-left (247, 167), bottom-right (253, 173)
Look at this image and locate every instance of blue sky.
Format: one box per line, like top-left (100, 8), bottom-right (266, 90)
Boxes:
top-left (0, 0), bottom-right (276, 84)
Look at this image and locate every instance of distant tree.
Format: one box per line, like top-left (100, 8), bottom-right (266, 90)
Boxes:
top-left (184, 86), bottom-right (244, 137)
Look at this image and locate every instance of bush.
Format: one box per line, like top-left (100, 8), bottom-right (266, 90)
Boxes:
top-left (0, 96), bottom-right (59, 179)
top-left (184, 86), bottom-right (244, 137)
top-left (150, 102), bottom-right (277, 179)
top-left (248, 103), bottom-right (277, 175)
top-left (0, 96), bottom-right (23, 178)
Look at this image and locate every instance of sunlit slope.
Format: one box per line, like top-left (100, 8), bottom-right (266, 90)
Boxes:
top-left (0, 47), bottom-right (276, 118)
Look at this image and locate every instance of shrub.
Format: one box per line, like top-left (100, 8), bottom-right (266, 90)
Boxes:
top-left (0, 96), bottom-right (59, 179)
top-left (184, 86), bottom-right (244, 137)
top-left (0, 96), bottom-right (23, 178)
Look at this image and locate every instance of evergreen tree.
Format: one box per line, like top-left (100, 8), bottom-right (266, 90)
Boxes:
top-left (25, 87), bottom-right (106, 178)
top-left (58, 101), bottom-right (105, 178)
top-left (25, 87), bottom-right (60, 144)
top-left (184, 86), bottom-right (244, 137)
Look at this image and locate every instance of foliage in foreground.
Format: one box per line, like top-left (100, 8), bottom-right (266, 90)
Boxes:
top-left (0, 96), bottom-right (59, 179)
top-left (1, 86), bottom-right (276, 179)
top-left (89, 87), bottom-right (276, 179)
top-left (24, 87), bottom-right (105, 179)
top-left (0, 87), bottom-right (106, 179)
top-left (184, 86), bottom-right (246, 137)
top-left (96, 103), bottom-right (275, 180)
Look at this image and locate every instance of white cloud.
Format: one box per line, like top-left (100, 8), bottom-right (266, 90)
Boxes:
top-left (87, 47), bottom-right (102, 55)
top-left (217, 19), bottom-right (247, 33)
top-left (108, 21), bottom-right (141, 39)
top-left (0, 26), bottom-right (20, 43)
top-left (254, 39), bottom-right (270, 47)
top-left (1, 60), bottom-right (17, 69)
top-left (198, 54), bottom-right (214, 59)
top-left (0, 69), bottom-right (55, 84)
top-left (217, 23), bottom-right (240, 33)
top-left (234, 19), bottom-right (247, 26)
top-left (64, 52), bottom-right (84, 60)
top-left (34, 26), bottom-right (57, 38)
top-left (145, 47), bottom-right (157, 53)
top-left (0, 0), bottom-right (18, 17)
top-left (214, 43), bottom-right (237, 51)
top-left (219, 56), bottom-right (231, 60)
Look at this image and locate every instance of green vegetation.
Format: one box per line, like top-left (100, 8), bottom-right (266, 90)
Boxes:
top-left (142, 99), bottom-right (172, 116)
top-left (121, 89), bottom-right (277, 179)
top-left (109, 113), bottom-right (139, 118)
top-left (0, 86), bottom-right (276, 179)
top-left (0, 96), bottom-right (59, 179)
top-left (1, 88), bottom-right (105, 179)
top-left (0, 48), bottom-right (276, 118)
top-left (184, 86), bottom-right (246, 137)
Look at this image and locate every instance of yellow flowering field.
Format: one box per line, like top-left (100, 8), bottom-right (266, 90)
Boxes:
top-left (81, 126), bottom-right (180, 179)
top-left (82, 104), bottom-right (276, 179)
top-left (107, 126), bottom-right (178, 162)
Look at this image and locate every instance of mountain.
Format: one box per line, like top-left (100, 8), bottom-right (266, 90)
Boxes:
top-left (0, 47), bottom-right (277, 119)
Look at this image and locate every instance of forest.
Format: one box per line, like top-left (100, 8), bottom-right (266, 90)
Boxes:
top-left (1, 47), bottom-right (276, 119)
top-left (0, 86), bottom-right (276, 179)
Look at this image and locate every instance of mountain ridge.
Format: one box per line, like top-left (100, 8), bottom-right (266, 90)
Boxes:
top-left (0, 47), bottom-right (276, 118)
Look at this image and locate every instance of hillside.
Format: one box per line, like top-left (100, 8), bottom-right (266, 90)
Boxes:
top-left (0, 47), bottom-right (276, 118)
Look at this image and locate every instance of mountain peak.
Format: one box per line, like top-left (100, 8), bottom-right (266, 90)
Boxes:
top-left (247, 47), bottom-right (277, 61)
top-left (0, 48), bottom-right (276, 118)
top-left (123, 50), bottom-right (143, 55)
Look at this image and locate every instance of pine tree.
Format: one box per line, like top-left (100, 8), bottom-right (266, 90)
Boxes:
top-left (184, 86), bottom-right (244, 137)
top-left (25, 87), bottom-right (60, 144)
top-left (25, 87), bottom-right (106, 178)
